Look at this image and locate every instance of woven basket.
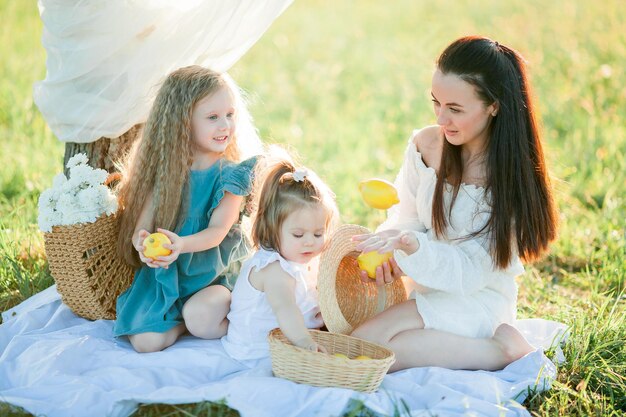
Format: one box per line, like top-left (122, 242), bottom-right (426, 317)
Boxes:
top-left (268, 328), bottom-right (395, 392)
top-left (43, 213), bottom-right (134, 320)
top-left (318, 224), bottom-right (408, 334)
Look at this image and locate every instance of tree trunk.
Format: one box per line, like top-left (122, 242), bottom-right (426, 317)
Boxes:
top-left (62, 124), bottom-right (143, 175)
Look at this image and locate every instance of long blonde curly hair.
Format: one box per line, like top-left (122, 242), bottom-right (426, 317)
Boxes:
top-left (116, 66), bottom-right (243, 267)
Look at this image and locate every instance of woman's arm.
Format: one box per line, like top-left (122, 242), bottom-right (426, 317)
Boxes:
top-left (356, 228), bottom-right (507, 293)
top-left (394, 230), bottom-right (524, 295)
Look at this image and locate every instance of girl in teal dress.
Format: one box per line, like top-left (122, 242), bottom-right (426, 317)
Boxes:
top-left (113, 66), bottom-right (261, 352)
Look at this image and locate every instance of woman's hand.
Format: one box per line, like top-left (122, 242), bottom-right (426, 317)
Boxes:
top-left (149, 228), bottom-right (184, 269)
top-left (352, 229), bottom-right (419, 286)
top-left (356, 256), bottom-right (404, 286)
top-left (134, 229), bottom-right (161, 269)
top-left (352, 229), bottom-right (419, 255)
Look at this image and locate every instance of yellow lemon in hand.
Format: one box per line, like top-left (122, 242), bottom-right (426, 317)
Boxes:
top-left (358, 178), bottom-right (400, 210)
top-left (333, 353), bottom-right (349, 359)
top-left (357, 251), bottom-right (393, 279)
top-left (354, 355), bottom-right (372, 360)
top-left (142, 232), bottom-right (172, 260)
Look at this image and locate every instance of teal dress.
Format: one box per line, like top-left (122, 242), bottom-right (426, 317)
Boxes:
top-left (114, 157), bottom-right (257, 336)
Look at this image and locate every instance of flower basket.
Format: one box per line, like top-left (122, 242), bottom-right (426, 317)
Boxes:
top-left (43, 212), bottom-right (134, 320)
top-left (268, 328), bottom-right (395, 393)
top-left (39, 154), bottom-right (134, 321)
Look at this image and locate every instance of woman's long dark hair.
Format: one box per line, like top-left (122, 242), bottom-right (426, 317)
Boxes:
top-left (432, 36), bottom-right (557, 269)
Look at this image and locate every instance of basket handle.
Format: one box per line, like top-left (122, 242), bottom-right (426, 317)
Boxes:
top-left (104, 172), bottom-right (122, 187)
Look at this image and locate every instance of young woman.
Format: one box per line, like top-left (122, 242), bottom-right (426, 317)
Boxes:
top-left (352, 36), bottom-right (558, 372)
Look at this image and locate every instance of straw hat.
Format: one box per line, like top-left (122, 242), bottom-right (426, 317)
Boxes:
top-left (318, 224), bottom-right (407, 334)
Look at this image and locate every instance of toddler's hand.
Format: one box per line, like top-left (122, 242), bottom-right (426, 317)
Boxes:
top-left (295, 337), bottom-right (327, 353)
top-left (149, 228), bottom-right (183, 269)
top-left (134, 229), bottom-right (161, 268)
top-left (315, 343), bottom-right (329, 354)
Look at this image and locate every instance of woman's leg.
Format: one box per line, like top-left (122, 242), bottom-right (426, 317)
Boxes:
top-left (129, 323), bottom-right (186, 353)
top-left (351, 300), bottom-right (534, 372)
top-left (182, 285), bottom-right (231, 339)
top-left (351, 300), bottom-right (425, 346)
top-left (384, 323), bottom-right (534, 371)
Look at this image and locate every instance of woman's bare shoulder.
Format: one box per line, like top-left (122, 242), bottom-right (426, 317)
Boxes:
top-left (411, 125), bottom-right (442, 169)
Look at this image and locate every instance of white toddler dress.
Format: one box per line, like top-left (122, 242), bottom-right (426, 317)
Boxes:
top-left (221, 248), bottom-right (323, 362)
top-left (382, 128), bottom-right (525, 338)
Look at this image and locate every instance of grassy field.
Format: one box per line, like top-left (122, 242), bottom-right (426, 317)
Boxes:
top-left (1, 0), bottom-right (624, 416)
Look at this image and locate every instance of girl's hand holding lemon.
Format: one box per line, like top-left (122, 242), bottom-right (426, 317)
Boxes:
top-left (148, 228), bottom-right (183, 269)
top-left (134, 229), bottom-right (158, 268)
top-left (143, 232), bottom-right (172, 259)
top-left (136, 229), bottom-right (183, 269)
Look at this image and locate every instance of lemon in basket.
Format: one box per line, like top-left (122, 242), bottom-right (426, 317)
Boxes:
top-left (333, 353), bottom-right (349, 359)
top-left (143, 232), bottom-right (172, 259)
top-left (354, 355), bottom-right (372, 360)
top-left (357, 251), bottom-right (393, 279)
top-left (358, 178), bottom-right (399, 210)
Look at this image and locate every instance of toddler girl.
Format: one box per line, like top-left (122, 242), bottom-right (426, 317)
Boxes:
top-left (222, 155), bottom-right (339, 362)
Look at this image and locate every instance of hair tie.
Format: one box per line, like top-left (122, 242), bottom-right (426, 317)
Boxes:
top-left (293, 168), bottom-right (309, 182)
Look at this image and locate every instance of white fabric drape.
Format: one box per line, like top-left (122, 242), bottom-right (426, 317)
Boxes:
top-left (33, 0), bottom-right (293, 143)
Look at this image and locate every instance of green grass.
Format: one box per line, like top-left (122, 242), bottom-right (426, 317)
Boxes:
top-left (1, 0), bottom-right (625, 416)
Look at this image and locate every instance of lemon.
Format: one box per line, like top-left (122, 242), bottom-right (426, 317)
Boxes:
top-left (333, 353), bottom-right (349, 359)
top-left (354, 355), bottom-right (372, 360)
top-left (357, 251), bottom-right (393, 279)
top-left (358, 178), bottom-right (399, 210)
top-left (142, 232), bottom-right (172, 259)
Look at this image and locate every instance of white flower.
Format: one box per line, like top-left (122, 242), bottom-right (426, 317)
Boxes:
top-left (38, 188), bottom-right (58, 209)
top-left (37, 153), bottom-right (119, 232)
top-left (293, 168), bottom-right (308, 182)
top-left (52, 173), bottom-right (67, 189)
top-left (77, 187), bottom-right (101, 209)
top-left (66, 153), bottom-right (89, 169)
top-left (101, 187), bottom-right (119, 214)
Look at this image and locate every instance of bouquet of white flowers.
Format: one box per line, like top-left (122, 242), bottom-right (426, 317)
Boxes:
top-left (38, 153), bottom-right (118, 232)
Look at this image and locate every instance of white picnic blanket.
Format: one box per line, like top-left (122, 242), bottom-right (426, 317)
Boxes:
top-left (0, 285), bottom-right (567, 417)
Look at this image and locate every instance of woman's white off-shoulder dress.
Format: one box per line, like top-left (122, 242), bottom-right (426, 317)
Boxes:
top-left (382, 129), bottom-right (525, 338)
